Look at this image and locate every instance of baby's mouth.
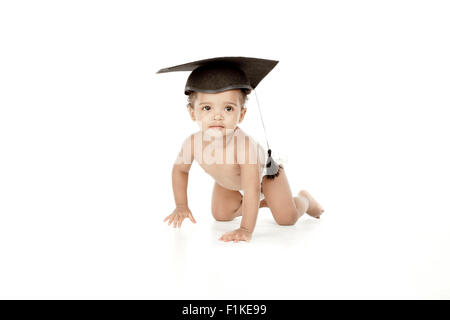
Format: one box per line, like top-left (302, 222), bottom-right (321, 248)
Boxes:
top-left (208, 125), bottom-right (224, 129)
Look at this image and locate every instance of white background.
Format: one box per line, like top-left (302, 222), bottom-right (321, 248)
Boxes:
top-left (1, 0), bottom-right (449, 299)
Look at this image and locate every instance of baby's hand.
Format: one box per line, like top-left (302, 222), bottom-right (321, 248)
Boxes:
top-left (164, 206), bottom-right (196, 228)
top-left (219, 228), bottom-right (252, 243)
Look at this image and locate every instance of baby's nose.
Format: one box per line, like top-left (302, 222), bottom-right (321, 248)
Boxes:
top-left (213, 113), bottom-right (223, 120)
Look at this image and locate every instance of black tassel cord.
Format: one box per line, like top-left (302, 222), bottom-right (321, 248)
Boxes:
top-left (254, 89), bottom-right (280, 179)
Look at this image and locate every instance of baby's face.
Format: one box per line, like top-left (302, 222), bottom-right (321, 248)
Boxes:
top-left (189, 89), bottom-right (246, 136)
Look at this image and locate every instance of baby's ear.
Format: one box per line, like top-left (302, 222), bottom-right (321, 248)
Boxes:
top-left (188, 106), bottom-right (196, 121)
top-left (238, 107), bottom-right (247, 123)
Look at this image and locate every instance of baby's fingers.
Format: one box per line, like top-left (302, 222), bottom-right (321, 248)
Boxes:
top-left (219, 233), bottom-right (232, 242)
top-left (189, 213), bottom-right (196, 224)
top-left (220, 232), bottom-right (248, 243)
top-left (178, 216), bottom-right (185, 228)
top-left (233, 234), bottom-right (242, 242)
top-left (173, 215), bottom-right (180, 228)
top-left (167, 214), bottom-right (176, 226)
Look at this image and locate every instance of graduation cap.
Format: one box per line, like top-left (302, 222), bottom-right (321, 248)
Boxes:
top-left (156, 56), bottom-right (281, 179)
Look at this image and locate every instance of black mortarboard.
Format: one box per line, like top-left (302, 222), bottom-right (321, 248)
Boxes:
top-left (156, 56), bottom-right (278, 95)
top-left (156, 56), bottom-right (281, 179)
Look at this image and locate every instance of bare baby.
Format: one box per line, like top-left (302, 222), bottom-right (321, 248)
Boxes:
top-left (163, 89), bottom-right (324, 242)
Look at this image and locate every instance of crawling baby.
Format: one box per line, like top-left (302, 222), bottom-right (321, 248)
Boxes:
top-left (159, 57), bottom-right (324, 242)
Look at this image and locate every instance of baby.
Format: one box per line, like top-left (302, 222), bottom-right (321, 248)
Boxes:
top-left (159, 57), bottom-right (324, 242)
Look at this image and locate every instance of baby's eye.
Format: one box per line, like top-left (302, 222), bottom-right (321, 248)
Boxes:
top-left (225, 106), bottom-right (234, 112)
top-left (202, 105), bottom-right (211, 111)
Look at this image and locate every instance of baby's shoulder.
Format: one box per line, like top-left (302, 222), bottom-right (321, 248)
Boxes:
top-left (180, 130), bottom-right (203, 146)
top-left (234, 127), bottom-right (263, 147)
top-left (234, 128), bottom-right (266, 164)
top-left (175, 132), bottom-right (198, 165)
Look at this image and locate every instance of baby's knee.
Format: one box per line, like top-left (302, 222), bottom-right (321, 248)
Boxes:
top-left (214, 216), bottom-right (234, 222)
top-left (212, 209), bottom-right (235, 222)
top-left (274, 213), bottom-right (298, 226)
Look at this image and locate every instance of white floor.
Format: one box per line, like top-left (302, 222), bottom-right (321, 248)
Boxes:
top-left (1, 174), bottom-right (449, 299)
top-left (155, 195), bottom-right (450, 300)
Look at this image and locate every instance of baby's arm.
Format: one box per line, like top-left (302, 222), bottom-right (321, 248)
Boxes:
top-left (239, 162), bottom-right (261, 233)
top-left (219, 164), bottom-right (260, 242)
top-left (219, 138), bottom-right (261, 242)
top-left (164, 135), bottom-right (196, 228)
top-left (172, 135), bottom-right (194, 207)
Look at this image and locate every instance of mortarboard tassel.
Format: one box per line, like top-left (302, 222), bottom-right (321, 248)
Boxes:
top-left (254, 89), bottom-right (281, 179)
top-left (264, 149), bottom-right (280, 179)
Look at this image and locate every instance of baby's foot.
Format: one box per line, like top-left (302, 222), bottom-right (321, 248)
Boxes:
top-left (298, 190), bottom-right (324, 219)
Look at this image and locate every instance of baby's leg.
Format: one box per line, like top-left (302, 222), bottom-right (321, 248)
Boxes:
top-left (261, 166), bottom-right (324, 225)
top-left (211, 182), bottom-right (243, 221)
top-left (211, 182), bottom-right (267, 221)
